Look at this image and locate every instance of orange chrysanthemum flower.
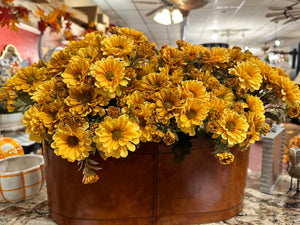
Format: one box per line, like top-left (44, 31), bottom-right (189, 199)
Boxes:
top-left (13, 66), bottom-right (46, 95)
top-left (65, 84), bottom-right (109, 117)
top-left (91, 56), bottom-right (127, 96)
top-left (140, 72), bottom-right (171, 92)
top-left (160, 45), bottom-right (185, 69)
top-left (214, 109), bottom-right (249, 147)
top-left (51, 125), bottom-right (93, 162)
top-left (155, 88), bottom-right (183, 124)
top-left (181, 80), bottom-right (209, 100)
top-left (101, 34), bottom-right (135, 57)
top-left (176, 98), bottom-right (210, 136)
top-left (280, 77), bottom-right (300, 106)
top-left (94, 115), bottom-right (141, 158)
top-left (62, 58), bottom-right (90, 87)
top-left (229, 61), bottom-right (262, 92)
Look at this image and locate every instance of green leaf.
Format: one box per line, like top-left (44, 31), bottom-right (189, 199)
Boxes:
top-left (172, 132), bottom-right (192, 164)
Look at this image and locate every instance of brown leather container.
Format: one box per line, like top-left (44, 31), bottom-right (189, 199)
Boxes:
top-left (42, 138), bottom-right (249, 225)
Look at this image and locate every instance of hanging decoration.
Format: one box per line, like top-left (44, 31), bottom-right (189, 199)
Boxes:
top-left (0, 0), bottom-right (30, 31)
top-left (0, 0), bottom-right (74, 38)
top-left (35, 5), bottom-right (74, 35)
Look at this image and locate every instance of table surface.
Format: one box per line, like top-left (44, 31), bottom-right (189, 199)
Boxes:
top-left (0, 171), bottom-right (299, 225)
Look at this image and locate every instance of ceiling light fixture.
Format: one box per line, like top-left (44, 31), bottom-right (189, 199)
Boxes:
top-left (153, 7), bottom-right (183, 25)
top-left (274, 21), bottom-right (280, 47)
top-left (211, 33), bottom-right (219, 41)
top-left (274, 39), bottom-right (281, 47)
top-left (172, 9), bottom-right (183, 24)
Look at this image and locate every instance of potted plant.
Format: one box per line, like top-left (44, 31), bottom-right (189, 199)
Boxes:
top-left (2, 26), bottom-right (300, 225)
top-left (0, 82), bottom-right (32, 132)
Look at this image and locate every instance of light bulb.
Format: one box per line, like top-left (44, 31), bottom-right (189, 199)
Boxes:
top-left (274, 39), bottom-right (280, 46)
top-left (172, 9), bottom-right (183, 24)
top-left (211, 33), bottom-right (219, 41)
top-left (154, 8), bottom-right (171, 25)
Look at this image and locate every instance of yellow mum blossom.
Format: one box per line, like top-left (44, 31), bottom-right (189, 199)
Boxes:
top-left (51, 125), bottom-right (93, 162)
top-left (101, 34), bottom-right (135, 57)
top-left (181, 80), bottom-right (209, 100)
top-left (163, 131), bottom-right (176, 146)
top-left (74, 46), bottom-right (100, 63)
top-left (280, 77), bottom-right (300, 106)
top-left (0, 82), bottom-right (18, 112)
top-left (197, 70), bottom-right (221, 91)
top-left (229, 61), bottom-right (262, 92)
top-left (287, 106), bottom-right (300, 118)
top-left (217, 152), bottom-right (234, 165)
top-left (65, 84), bottom-right (109, 117)
top-left (126, 91), bottom-right (145, 115)
top-left (91, 56), bottom-right (127, 96)
top-left (62, 58), bottom-right (90, 87)
top-left (57, 111), bottom-right (88, 130)
top-left (83, 173), bottom-right (99, 184)
top-left (94, 115), bottom-right (141, 159)
top-left (134, 103), bottom-right (157, 142)
top-left (155, 88), bottom-right (183, 124)
top-left (22, 105), bottom-right (50, 143)
top-left (208, 93), bottom-right (230, 114)
top-left (262, 123), bottom-right (270, 136)
top-left (215, 109), bottom-right (249, 147)
top-left (31, 77), bottom-right (57, 104)
top-left (240, 112), bottom-right (264, 148)
top-left (234, 101), bottom-right (247, 114)
top-left (47, 49), bottom-right (71, 75)
top-left (85, 31), bottom-right (105, 48)
top-left (177, 40), bottom-right (206, 62)
top-left (212, 85), bottom-right (235, 104)
top-left (201, 47), bottom-right (229, 71)
top-left (160, 45), bottom-right (185, 69)
top-left (13, 66), bottom-right (46, 95)
top-left (162, 66), bottom-right (184, 86)
top-left (228, 46), bottom-right (245, 64)
top-left (245, 95), bottom-right (265, 113)
top-left (177, 98), bottom-right (209, 131)
top-left (117, 27), bottom-right (148, 43)
top-left (140, 72), bottom-right (171, 92)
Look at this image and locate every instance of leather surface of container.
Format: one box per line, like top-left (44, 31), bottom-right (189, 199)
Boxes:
top-left (42, 138), bottom-right (249, 225)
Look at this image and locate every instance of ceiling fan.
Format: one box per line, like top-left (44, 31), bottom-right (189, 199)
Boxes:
top-left (133, 0), bottom-right (208, 17)
top-left (265, 0), bottom-right (300, 24)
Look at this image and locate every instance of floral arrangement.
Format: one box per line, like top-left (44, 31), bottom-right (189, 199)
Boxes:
top-left (2, 27), bottom-right (300, 184)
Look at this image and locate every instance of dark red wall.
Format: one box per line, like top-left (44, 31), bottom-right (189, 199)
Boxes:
top-left (0, 26), bottom-right (39, 65)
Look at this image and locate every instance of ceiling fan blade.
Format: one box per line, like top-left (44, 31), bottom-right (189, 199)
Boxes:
top-left (265, 12), bottom-right (286, 17)
top-left (145, 5), bottom-right (165, 16)
top-left (266, 9), bottom-right (300, 17)
top-left (283, 16), bottom-right (300, 24)
top-left (270, 15), bottom-right (289, 22)
top-left (133, 1), bottom-right (161, 4)
top-left (268, 6), bottom-right (288, 11)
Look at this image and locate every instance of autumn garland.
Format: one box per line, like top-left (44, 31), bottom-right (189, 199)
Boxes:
top-left (0, 0), bottom-right (30, 31)
top-left (0, 0), bottom-right (73, 37)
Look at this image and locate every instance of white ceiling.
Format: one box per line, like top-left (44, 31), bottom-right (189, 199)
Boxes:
top-left (67, 0), bottom-right (300, 57)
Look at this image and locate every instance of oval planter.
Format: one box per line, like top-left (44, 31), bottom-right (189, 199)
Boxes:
top-left (42, 138), bottom-right (249, 225)
top-left (0, 112), bottom-right (24, 132)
